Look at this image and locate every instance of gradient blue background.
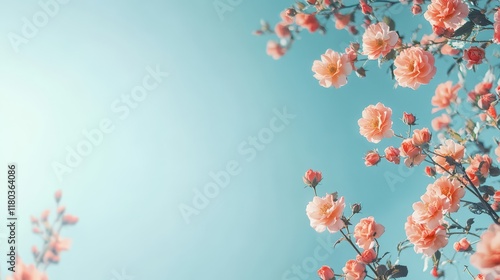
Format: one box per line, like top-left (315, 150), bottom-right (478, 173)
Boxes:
top-left (0, 0), bottom-right (495, 279)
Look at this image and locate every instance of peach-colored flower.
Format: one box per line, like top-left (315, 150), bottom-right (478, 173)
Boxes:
top-left (432, 139), bottom-right (465, 174)
top-left (343, 260), bottom-right (366, 280)
top-left (466, 154), bottom-right (493, 186)
top-left (356, 249), bottom-right (377, 264)
top-left (464, 47), bottom-right (486, 69)
top-left (453, 237), bottom-right (471, 252)
top-left (303, 169), bottom-right (323, 187)
top-left (425, 166), bottom-right (437, 177)
top-left (6, 258), bottom-right (48, 280)
top-left (394, 47), bottom-right (436, 89)
top-left (274, 22), bottom-right (291, 38)
top-left (362, 22), bottom-right (399, 60)
top-left (494, 10), bottom-right (500, 44)
top-left (334, 13), bottom-right (351, 29)
top-left (317, 265), bottom-right (335, 280)
top-left (402, 112), bottom-right (417, 125)
top-left (424, 0), bottom-right (468, 29)
top-left (295, 13), bottom-right (320, 33)
top-left (312, 49), bottom-right (353, 88)
top-left (475, 274), bottom-right (485, 280)
top-left (426, 176), bottom-right (464, 213)
top-left (478, 94), bottom-right (497, 110)
top-left (358, 103), bottom-right (394, 143)
top-left (405, 215), bottom-right (448, 256)
top-left (400, 139), bottom-right (427, 167)
top-left (354, 216), bottom-right (385, 250)
top-left (412, 128), bottom-right (432, 146)
top-left (384, 146), bottom-right (401, 164)
top-left (431, 81), bottom-right (460, 113)
top-left (431, 114), bottom-right (451, 131)
top-left (471, 224), bottom-right (500, 278)
top-left (412, 191), bottom-right (449, 228)
top-left (306, 194), bottom-right (345, 233)
top-left (62, 214), bottom-right (79, 225)
top-left (412, 4), bottom-right (422, 14)
top-left (266, 41), bottom-right (286, 60)
top-left (365, 151), bottom-right (381, 166)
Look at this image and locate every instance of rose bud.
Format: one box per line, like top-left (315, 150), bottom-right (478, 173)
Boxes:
top-left (303, 169), bottom-right (322, 188)
top-left (425, 166), bottom-right (436, 177)
top-left (402, 112), bottom-right (417, 125)
top-left (365, 151), bottom-right (381, 166)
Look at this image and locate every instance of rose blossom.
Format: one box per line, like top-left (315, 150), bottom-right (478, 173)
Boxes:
top-left (394, 47), bottom-right (436, 89)
top-left (405, 215), bottom-right (448, 256)
top-left (453, 237), bottom-right (471, 252)
top-left (343, 260), bottom-right (366, 280)
top-left (432, 139), bottom-right (465, 174)
top-left (466, 154), bottom-right (493, 186)
top-left (423, 0), bottom-right (468, 30)
top-left (426, 176), bottom-right (464, 213)
top-left (274, 22), bottom-right (291, 38)
top-left (356, 249), bottom-right (377, 264)
top-left (365, 151), bottom-right (381, 166)
top-left (306, 194), bottom-right (345, 233)
top-left (471, 224), bottom-right (500, 278)
top-left (280, 10), bottom-right (295, 25)
top-left (384, 146), bottom-right (400, 164)
top-left (425, 166), bottom-right (437, 177)
top-left (312, 49), bottom-right (353, 88)
top-left (463, 47), bottom-right (486, 69)
top-left (412, 191), bottom-right (449, 228)
top-left (303, 169), bottom-right (323, 188)
top-left (295, 13), bottom-right (320, 33)
top-left (266, 41), bottom-right (286, 60)
top-left (402, 112), bottom-right (416, 125)
top-left (358, 103), bottom-right (394, 143)
top-left (317, 265), bottom-right (335, 280)
top-left (431, 114), bottom-right (451, 131)
top-left (334, 13), bottom-right (351, 30)
top-left (400, 139), bottom-right (426, 167)
top-left (411, 128), bottom-right (432, 146)
top-left (431, 81), bottom-right (460, 113)
top-left (362, 22), bottom-right (399, 60)
top-left (354, 216), bottom-right (385, 250)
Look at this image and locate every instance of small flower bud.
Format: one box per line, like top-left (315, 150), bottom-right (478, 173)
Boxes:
top-left (352, 203), bottom-right (362, 214)
top-left (402, 112), bottom-right (417, 125)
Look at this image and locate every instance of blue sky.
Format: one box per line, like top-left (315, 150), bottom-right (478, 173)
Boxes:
top-left (0, 0), bottom-right (496, 279)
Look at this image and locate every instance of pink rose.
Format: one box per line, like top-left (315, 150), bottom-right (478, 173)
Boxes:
top-left (354, 216), bottom-right (385, 250)
top-left (364, 151), bottom-right (381, 166)
top-left (400, 139), bottom-right (426, 167)
top-left (334, 13), bottom-right (351, 30)
top-left (295, 13), bottom-right (320, 33)
top-left (394, 47), bottom-right (436, 89)
top-left (471, 224), bottom-right (500, 278)
top-left (358, 103), bottom-right (394, 143)
top-left (478, 94), bottom-right (497, 110)
top-left (412, 4), bottom-right (422, 15)
top-left (342, 260), bottom-right (366, 280)
top-left (405, 215), bottom-right (448, 256)
top-left (425, 166), bottom-right (437, 177)
top-left (431, 114), bottom-right (451, 131)
top-left (356, 249), bottom-right (377, 264)
top-left (317, 265), bottom-right (335, 280)
top-left (274, 22), bottom-right (291, 38)
top-left (412, 191), bottom-right (449, 228)
top-left (266, 41), bottom-right (286, 60)
top-left (431, 81), bottom-right (460, 113)
top-left (424, 0), bottom-right (468, 29)
top-left (432, 139), bottom-right (465, 174)
top-left (426, 176), bottom-right (464, 213)
top-left (453, 237), bottom-right (471, 252)
top-left (303, 169), bottom-right (323, 188)
top-left (306, 194), bottom-right (346, 233)
top-left (411, 128), bottom-right (432, 146)
top-left (362, 22), bottom-right (399, 60)
top-left (384, 146), bottom-right (401, 164)
top-left (463, 47), bottom-right (486, 69)
top-left (312, 49), bottom-right (353, 88)
top-left (402, 112), bottom-right (417, 125)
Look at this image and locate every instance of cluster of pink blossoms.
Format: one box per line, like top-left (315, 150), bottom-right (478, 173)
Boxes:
top-left (6, 190), bottom-right (79, 280)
